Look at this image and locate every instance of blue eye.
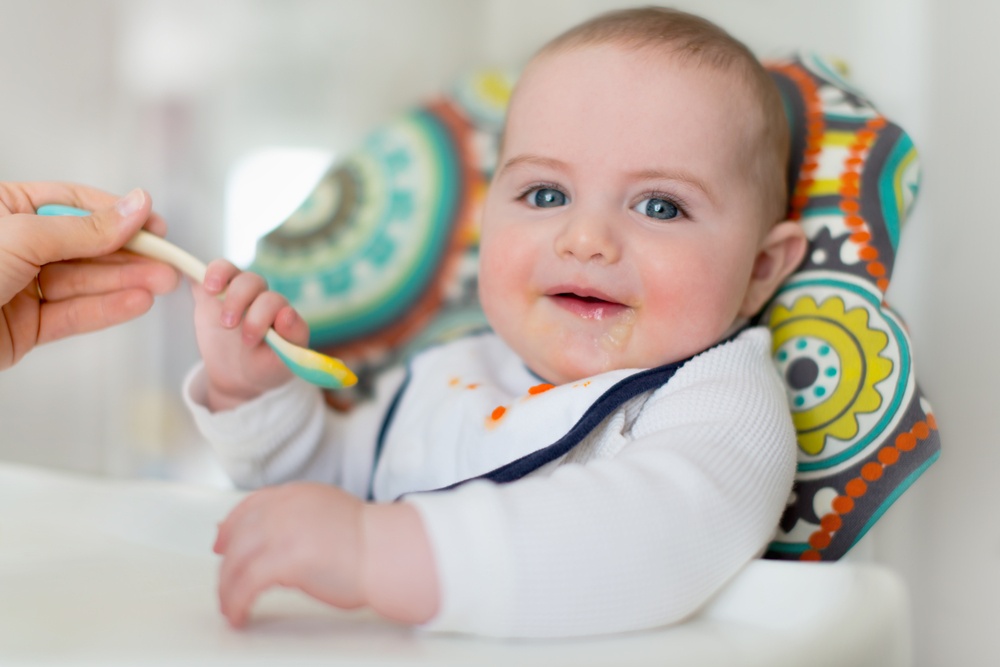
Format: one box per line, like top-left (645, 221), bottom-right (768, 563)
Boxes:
top-left (634, 197), bottom-right (679, 220)
top-left (525, 187), bottom-right (568, 208)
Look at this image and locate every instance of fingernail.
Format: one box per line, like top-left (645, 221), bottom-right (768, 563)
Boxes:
top-left (204, 276), bottom-right (221, 292)
top-left (221, 311), bottom-right (238, 327)
top-left (115, 188), bottom-right (145, 217)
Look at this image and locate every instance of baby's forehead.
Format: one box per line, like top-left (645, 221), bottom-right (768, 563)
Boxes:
top-left (517, 42), bottom-right (761, 115)
top-left (507, 44), bottom-right (763, 147)
top-left (503, 37), bottom-right (786, 225)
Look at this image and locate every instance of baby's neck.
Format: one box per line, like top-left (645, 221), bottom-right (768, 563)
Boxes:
top-left (719, 317), bottom-right (751, 343)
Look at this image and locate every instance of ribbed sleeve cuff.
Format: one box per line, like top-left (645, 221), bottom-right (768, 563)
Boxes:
top-left (182, 362), bottom-right (323, 465)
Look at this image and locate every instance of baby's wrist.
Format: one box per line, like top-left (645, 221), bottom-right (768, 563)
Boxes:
top-left (359, 502), bottom-right (440, 625)
top-left (204, 380), bottom-right (262, 413)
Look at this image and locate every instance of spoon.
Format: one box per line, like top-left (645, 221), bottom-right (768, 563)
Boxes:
top-left (36, 204), bottom-right (357, 390)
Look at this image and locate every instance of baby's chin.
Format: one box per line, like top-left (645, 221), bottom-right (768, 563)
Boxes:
top-left (524, 352), bottom-right (628, 386)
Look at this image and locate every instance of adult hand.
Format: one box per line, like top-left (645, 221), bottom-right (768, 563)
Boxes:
top-left (0, 182), bottom-right (180, 370)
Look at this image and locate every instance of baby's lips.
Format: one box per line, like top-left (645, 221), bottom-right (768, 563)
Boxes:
top-left (543, 282), bottom-right (624, 305)
top-left (549, 293), bottom-right (630, 321)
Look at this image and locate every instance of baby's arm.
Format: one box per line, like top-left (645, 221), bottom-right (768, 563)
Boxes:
top-left (192, 259), bottom-right (307, 412)
top-left (210, 372), bottom-right (792, 634)
top-left (210, 333), bottom-right (795, 636)
top-left (404, 333), bottom-right (797, 637)
top-left (213, 482), bottom-right (438, 627)
top-left (185, 348), bottom-right (405, 491)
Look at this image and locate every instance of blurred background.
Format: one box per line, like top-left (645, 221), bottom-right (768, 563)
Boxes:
top-left (0, 0), bottom-right (992, 664)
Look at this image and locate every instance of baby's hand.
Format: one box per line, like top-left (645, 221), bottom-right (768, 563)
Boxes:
top-left (192, 260), bottom-right (308, 412)
top-left (214, 483), bottom-right (367, 627)
top-left (214, 482), bottom-right (440, 628)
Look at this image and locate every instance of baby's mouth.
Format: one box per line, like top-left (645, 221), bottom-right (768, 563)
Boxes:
top-left (548, 291), bottom-right (628, 321)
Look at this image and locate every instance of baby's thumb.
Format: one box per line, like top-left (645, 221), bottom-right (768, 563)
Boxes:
top-left (34, 188), bottom-right (150, 265)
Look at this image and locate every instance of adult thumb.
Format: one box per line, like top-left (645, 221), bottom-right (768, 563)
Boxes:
top-left (29, 188), bottom-right (151, 266)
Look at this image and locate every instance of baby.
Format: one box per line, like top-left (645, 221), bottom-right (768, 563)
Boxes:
top-left (185, 6), bottom-right (807, 638)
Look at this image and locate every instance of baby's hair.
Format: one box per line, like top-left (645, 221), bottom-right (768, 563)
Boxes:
top-left (531, 6), bottom-right (790, 226)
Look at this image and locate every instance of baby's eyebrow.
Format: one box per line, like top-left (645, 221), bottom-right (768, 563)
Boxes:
top-left (628, 168), bottom-right (715, 204)
top-left (497, 154), bottom-right (569, 176)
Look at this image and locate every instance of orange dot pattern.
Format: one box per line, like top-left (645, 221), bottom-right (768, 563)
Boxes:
top-left (800, 413), bottom-right (938, 561)
top-left (771, 63), bottom-right (823, 222)
top-left (772, 62), bottom-right (893, 296)
top-left (840, 115), bottom-right (892, 294)
top-left (528, 383), bottom-right (555, 395)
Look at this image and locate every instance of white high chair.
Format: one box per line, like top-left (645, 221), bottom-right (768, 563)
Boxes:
top-left (0, 461), bottom-right (910, 665)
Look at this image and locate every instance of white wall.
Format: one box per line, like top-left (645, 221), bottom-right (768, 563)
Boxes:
top-left (914, 1), bottom-right (1000, 664)
top-left (0, 0), bottom-right (172, 477)
top-left (0, 0), bottom-right (994, 664)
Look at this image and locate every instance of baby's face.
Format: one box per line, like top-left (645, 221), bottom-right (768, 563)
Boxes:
top-left (479, 43), bottom-right (771, 384)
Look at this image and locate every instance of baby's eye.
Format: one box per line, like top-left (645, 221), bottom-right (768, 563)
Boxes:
top-left (634, 197), bottom-right (680, 221)
top-left (524, 187), bottom-right (568, 208)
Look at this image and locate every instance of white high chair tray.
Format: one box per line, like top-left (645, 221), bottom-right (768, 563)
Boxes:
top-left (0, 461), bottom-right (910, 666)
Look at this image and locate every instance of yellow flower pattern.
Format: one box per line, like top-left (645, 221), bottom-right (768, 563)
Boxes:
top-left (769, 296), bottom-right (893, 456)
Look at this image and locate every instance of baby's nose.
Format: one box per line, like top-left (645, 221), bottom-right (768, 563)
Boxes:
top-left (553, 213), bottom-right (621, 263)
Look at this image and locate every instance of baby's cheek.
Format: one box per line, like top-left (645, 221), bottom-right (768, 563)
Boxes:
top-left (478, 266), bottom-right (529, 349)
top-left (479, 229), bottom-right (533, 308)
top-left (637, 281), bottom-right (735, 361)
top-left (477, 254), bottom-right (506, 322)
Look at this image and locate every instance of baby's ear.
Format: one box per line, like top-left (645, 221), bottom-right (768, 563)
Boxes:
top-left (738, 221), bottom-right (808, 317)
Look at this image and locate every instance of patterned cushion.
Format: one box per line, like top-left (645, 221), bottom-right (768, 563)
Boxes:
top-left (250, 69), bottom-right (508, 407)
top-left (250, 54), bottom-right (939, 560)
top-left (762, 54), bottom-right (940, 560)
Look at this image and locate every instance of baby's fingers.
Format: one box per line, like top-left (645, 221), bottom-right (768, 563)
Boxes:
top-left (215, 500), bottom-right (267, 626)
top-left (201, 258), bottom-right (241, 296)
top-left (214, 489), bottom-right (273, 554)
top-left (241, 291), bottom-right (294, 346)
top-left (217, 270), bottom-right (268, 330)
top-left (219, 539), bottom-right (284, 628)
top-left (272, 305), bottom-right (311, 348)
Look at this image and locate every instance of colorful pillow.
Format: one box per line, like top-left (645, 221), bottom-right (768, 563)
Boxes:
top-left (250, 69), bottom-right (509, 407)
top-left (761, 54), bottom-right (940, 560)
top-left (250, 54), bottom-right (939, 560)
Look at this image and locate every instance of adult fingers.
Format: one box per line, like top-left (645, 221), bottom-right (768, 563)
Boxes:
top-left (38, 258), bottom-right (180, 302)
top-left (0, 181), bottom-right (116, 217)
top-left (4, 188), bottom-right (153, 268)
top-left (0, 291), bottom-right (42, 369)
top-left (36, 290), bottom-right (155, 344)
top-left (0, 181), bottom-right (168, 236)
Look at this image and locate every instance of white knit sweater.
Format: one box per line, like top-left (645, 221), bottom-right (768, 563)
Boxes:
top-left (184, 327), bottom-right (796, 638)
